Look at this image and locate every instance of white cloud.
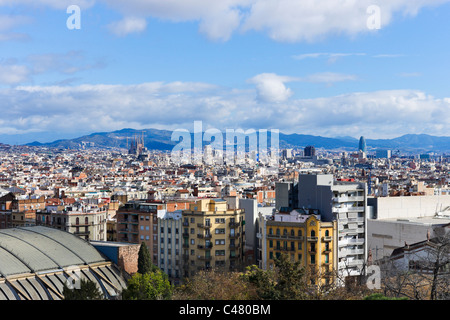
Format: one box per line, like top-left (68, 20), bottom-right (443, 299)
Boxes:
top-left (107, 17), bottom-right (147, 37)
top-left (303, 72), bottom-right (358, 84)
top-left (247, 73), bottom-right (299, 103)
top-left (241, 0), bottom-right (450, 42)
top-left (0, 81), bottom-right (449, 139)
top-left (0, 64), bottom-right (30, 85)
top-left (1, 0), bottom-right (449, 41)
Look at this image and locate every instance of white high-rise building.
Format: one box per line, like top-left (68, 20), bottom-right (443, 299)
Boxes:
top-left (157, 210), bottom-right (183, 285)
top-left (297, 174), bottom-right (368, 279)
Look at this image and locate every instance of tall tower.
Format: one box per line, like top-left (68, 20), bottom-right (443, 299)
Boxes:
top-left (304, 145), bottom-right (316, 157)
top-left (358, 136), bottom-right (367, 154)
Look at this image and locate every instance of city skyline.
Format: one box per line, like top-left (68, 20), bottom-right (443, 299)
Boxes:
top-left (0, 1), bottom-right (450, 144)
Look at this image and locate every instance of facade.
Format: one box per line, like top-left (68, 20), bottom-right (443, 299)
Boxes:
top-left (275, 181), bottom-right (298, 210)
top-left (367, 194), bottom-right (450, 258)
top-left (36, 203), bottom-right (108, 241)
top-left (116, 201), bottom-right (162, 265)
top-left (304, 145), bottom-right (316, 157)
top-left (181, 199), bottom-right (245, 278)
top-left (257, 210), bottom-right (337, 285)
top-left (358, 136), bottom-right (367, 153)
top-left (157, 210), bottom-right (183, 285)
top-left (297, 174), bottom-right (368, 279)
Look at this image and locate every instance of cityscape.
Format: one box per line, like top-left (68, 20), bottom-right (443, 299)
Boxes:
top-left (0, 0), bottom-right (449, 309)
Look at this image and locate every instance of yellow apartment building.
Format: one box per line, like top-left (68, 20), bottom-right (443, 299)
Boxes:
top-left (181, 198), bottom-right (245, 278)
top-left (257, 209), bottom-right (337, 285)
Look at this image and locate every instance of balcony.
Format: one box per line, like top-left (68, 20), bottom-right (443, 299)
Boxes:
top-left (197, 244), bottom-right (213, 250)
top-left (229, 221), bottom-right (240, 228)
top-left (197, 255), bottom-right (212, 261)
top-left (229, 232), bottom-right (240, 239)
top-left (322, 236), bottom-right (332, 242)
top-left (307, 236), bottom-right (318, 242)
top-left (197, 223), bottom-right (211, 229)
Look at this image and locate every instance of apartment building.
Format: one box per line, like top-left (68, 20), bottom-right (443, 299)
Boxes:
top-left (157, 210), bottom-right (183, 285)
top-left (116, 201), bottom-right (161, 265)
top-left (297, 174), bottom-right (368, 280)
top-left (257, 209), bottom-right (337, 285)
top-left (181, 198), bottom-right (245, 278)
top-left (50, 204), bottom-right (108, 241)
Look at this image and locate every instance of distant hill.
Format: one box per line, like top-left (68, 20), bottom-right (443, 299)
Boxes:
top-left (22, 129), bottom-right (450, 153)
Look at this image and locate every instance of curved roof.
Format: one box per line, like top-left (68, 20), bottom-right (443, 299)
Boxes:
top-left (0, 226), bottom-right (106, 277)
top-left (0, 226), bottom-right (127, 300)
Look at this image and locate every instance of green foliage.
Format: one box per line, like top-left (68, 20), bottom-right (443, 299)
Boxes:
top-left (242, 254), bottom-right (308, 300)
top-left (364, 293), bottom-right (408, 300)
top-left (63, 278), bottom-right (104, 300)
top-left (137, 242), bottom-right (157, 274)
top-left (122, 270), bottom-right (173, 300)
top-left (173, 269), bottom-right (257, 300)
top-left (242, 265), bottom-right (279, 299)
top-left (273, 254), bottom-right (308, 300)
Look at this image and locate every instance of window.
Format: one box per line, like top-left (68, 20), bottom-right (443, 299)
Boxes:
top-left (325, 230), bottom-right (329, 237)
top-left (215, 218), bottom-right (225, 224)
top-left (215, 239), bottom-right (225, 245)
top-left (215, 228), bottom-right (225, 234)
top-left (215, 250), bottom-right (225, 256)
top-left (310, 230), bottom-right (315, 237)
top-left (269, 228), bottom-right (273, 235)
top-left (276, 229), bottom-right (280, 236)
top-left (269, 240), bottom-right (273, 248)
top-left (310, 255), bottom-right (315, 264)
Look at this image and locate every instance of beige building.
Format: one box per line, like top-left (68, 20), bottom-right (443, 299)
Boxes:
top-left (51, 208), bottom-right (108, 241)
top-left (181, 199), bottom-right (245, 278)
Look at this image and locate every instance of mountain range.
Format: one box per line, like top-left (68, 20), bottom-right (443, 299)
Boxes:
top-left (21, 128), bottom-right (450, 153)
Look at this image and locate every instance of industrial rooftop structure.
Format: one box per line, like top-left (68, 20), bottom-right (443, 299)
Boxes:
top-left (0, 226), bottom-right (127, 300)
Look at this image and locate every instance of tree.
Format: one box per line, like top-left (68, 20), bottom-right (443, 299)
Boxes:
top-left (364, 293), bottom-right (408, 300)
top-left (63, 278), bottom-right (104, 300)
top-left (273, 253), bottom-right (308, 300)
top-left (242, 265), bottom-right (278, 300)
top-left (242, 254), bottom-right (309, 300)
top-left (173, 269), bottom-right (257, 300)
top-left (122, 270), bottom-right (173, 300)
top-left (138, 242), bottom-right (157, 274)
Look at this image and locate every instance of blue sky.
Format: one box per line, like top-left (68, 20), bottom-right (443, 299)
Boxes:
top-left (0, 0), bottom-right (450, 144)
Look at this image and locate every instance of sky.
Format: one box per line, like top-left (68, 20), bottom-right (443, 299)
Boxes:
top-left (0, 0), bottom-right (450, 144)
